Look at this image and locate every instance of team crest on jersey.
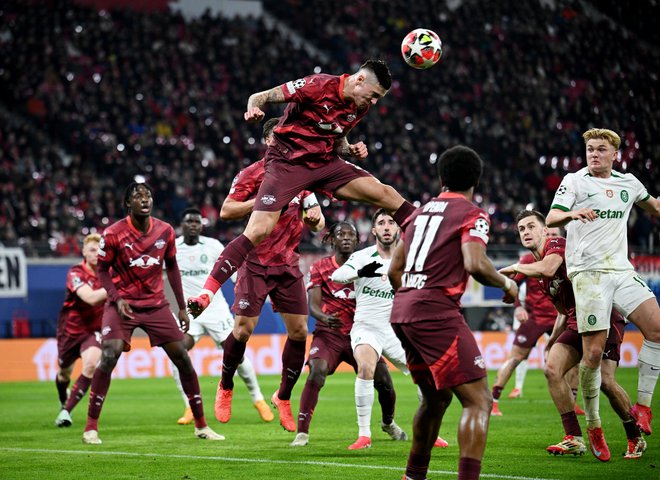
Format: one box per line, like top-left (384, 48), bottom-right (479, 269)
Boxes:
top-left (309, 346), bottom-right (319, 355)
top-left (154, 239), bottom-right (166, 249)
top-left (102, 326), bottom-right (112, 336)
top-left (620, 190), bottom-right (629, 202)
top-left (474, 355), bottom-right (485, 369)
top-left (346, 114), bottom-right (356, 122)
top-left (516, 334), bottom-right (527, 344)
top-left (606, 189), bottom-right (613, 198)
top-left (238, 298), bottom-right (250, 310)
top-left (261, 194), bottom-right (276, 205)
top-left (200, 254), bottom-right (208, 263)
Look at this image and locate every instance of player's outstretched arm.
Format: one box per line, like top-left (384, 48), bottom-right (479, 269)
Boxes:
top-left (637, 195), bottom-right (660, 217)
top-left (462, 242), bottom-right (518, 303)
top-left (500, 254), bottom-right (563, 279)
top-left (220, 197), bottom-right (256, 221)
top-left (244, 86), bottom-right (286, 123)
top-left (76, 284), bottom-right (108, 306)
top-left (546, 207), bottom-right (597, 227)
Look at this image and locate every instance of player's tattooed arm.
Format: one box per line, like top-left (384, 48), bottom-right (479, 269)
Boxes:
top-left (335, 136), bottom-right (368, 160)
top-left (249, 87), bottom-right (286, 108)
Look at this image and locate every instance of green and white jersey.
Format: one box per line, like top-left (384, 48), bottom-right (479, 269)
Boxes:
top-left (330, 245), bottom-right (394, 326)
top-left (551, 167), bottom-right (650, 276)
top-left (176, 235), bottom-right (231, 316)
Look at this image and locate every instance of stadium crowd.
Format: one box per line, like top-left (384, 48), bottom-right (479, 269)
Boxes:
top-left (0, 0), bottom-right (657, 257)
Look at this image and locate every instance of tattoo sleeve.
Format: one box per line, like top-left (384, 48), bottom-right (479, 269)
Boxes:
top-left (335, 137), bottom-right (351, 157)
top-left (247, 87), bottom-right (286, 110)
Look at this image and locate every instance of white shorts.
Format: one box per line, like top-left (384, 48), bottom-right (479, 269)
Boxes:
top-left (350, 322), bottom-right (409, 374)
top-left (175, 300), bottom-right (235, 346)
top-left (571, 270), bottom-right (654, 334)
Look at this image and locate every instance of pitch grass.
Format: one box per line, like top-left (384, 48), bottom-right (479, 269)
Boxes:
top-left (0, 369), bottom-right (658, 479)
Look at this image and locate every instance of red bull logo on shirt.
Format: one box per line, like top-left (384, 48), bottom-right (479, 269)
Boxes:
top-left (128, 255), bottom-right (160, 268)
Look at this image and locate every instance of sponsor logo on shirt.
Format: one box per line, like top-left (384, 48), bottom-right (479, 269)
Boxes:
top-left (128, 255), bottom-right (161, 268)
top-left (346, 114), bottom-right (356, 122)
top-left (362, 285), bottom-right (394, 300)
top-left (309, 346), bottom-right (319, 355)
top-left (593, 209), bottom-right (623, 219)
top-left (102, 326), bottom-right (112, 336)
top-left (180, 269), bottom-right (210, 276)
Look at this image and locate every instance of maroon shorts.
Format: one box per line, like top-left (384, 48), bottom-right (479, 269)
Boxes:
top-left (392, 314), bottom-right (487, 391)
top-left (232, 261), bottom-right (307, 316)
top-left (308, 328), bottom-right (357, 374)
top-left (513, 316), bottom-right (555, 349)
top-left (57, 331), bottom-right (101, 369)
top-left (556, 322), bottom-right (625, 364)
top-left (101, 303), bottom-right (183, 351)
top-left (254, 155), bottom-right (372, 212)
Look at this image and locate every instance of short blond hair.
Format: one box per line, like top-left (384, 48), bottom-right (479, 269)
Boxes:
top-left (582, 128), bottom-right (621, 150)
top-left (84, 233), bottom-right (101, 246)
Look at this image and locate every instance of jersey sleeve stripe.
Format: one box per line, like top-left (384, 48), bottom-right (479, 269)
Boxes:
top-left (551, 204), bottom-right (570, 212)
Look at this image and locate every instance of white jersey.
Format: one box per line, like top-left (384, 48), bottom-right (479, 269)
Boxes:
top-left (176, 235), bottom-right (232, 320)
top-left (551, 167), bottom-right (650, 277)
top-left (331, 245), bottom-right (394, 326)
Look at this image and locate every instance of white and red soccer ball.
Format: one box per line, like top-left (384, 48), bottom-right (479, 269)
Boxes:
top-left (401, 28), bottom-right (442, 69)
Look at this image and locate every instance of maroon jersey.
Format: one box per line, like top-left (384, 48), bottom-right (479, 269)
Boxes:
top-left (518, 252), bottom-right (558, 328)
top-left (228, 159), bottom-right (315, 267)
top-left (536, 237), bottom-right (577, 326)
top-left (57, 261), bottom-right (104, 336)
top-left (307, 255), bottom-right (356, 335)
top-left (391, 192), bottom-right (491, 323)
top-left (273, 73), bottom-right (370, 168)
top-left (98, 216), bottom-right (176, 309)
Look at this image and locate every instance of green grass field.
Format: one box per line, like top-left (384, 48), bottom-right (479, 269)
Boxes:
top-left (0, 369), bottom-right (658, 479)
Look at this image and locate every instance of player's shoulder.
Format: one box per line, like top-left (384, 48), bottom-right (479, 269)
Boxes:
top-left (103, 217), bottom-right (128, 234)
top-left (544, 236), bottom-right (566, 252)
top-left (200, 235), bottom-right (223, 249)
top-left (68, 262), bottom-right (86, 275)
top-left (355, 245), bottom-right (378, 258)
top-left (519, 252), bottom-right (535, 264)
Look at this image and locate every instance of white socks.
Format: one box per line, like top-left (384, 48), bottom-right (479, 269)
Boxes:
top-left (638, 339), bottom-right (660, 407)
top-left (237, 356), bottom-right (264, 403)
top-left (579, 363), bottom-right (602, 428)
top-left (515, 359), bottom-right (528, 391)
top-left (355, 378), bottom-right (374, 437)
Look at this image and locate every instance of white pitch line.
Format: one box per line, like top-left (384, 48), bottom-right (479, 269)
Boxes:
top-left (1, 447), bottom-right (557, 480)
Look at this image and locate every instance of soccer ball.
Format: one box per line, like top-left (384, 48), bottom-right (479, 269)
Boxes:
top-left (401, 28), bottom-right (442, 69)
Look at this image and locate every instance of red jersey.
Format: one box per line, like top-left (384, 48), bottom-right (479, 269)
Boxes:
top-left (98, 216), bottom-right (176, 309)
top-left (535, 237), bottom-right (575, 321)
top-left (307, 255), bottom-right (356, 335)
top-left (518, 252), bottom-right (558, 328)
top-left (272, 73), bottom-right (370, 168)
top-left (391, 192), bottom-right (491, 323)
top-left (57, 261), bottom-right (104, 336)
top-left (228, 159), bottom-right (316, 267)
